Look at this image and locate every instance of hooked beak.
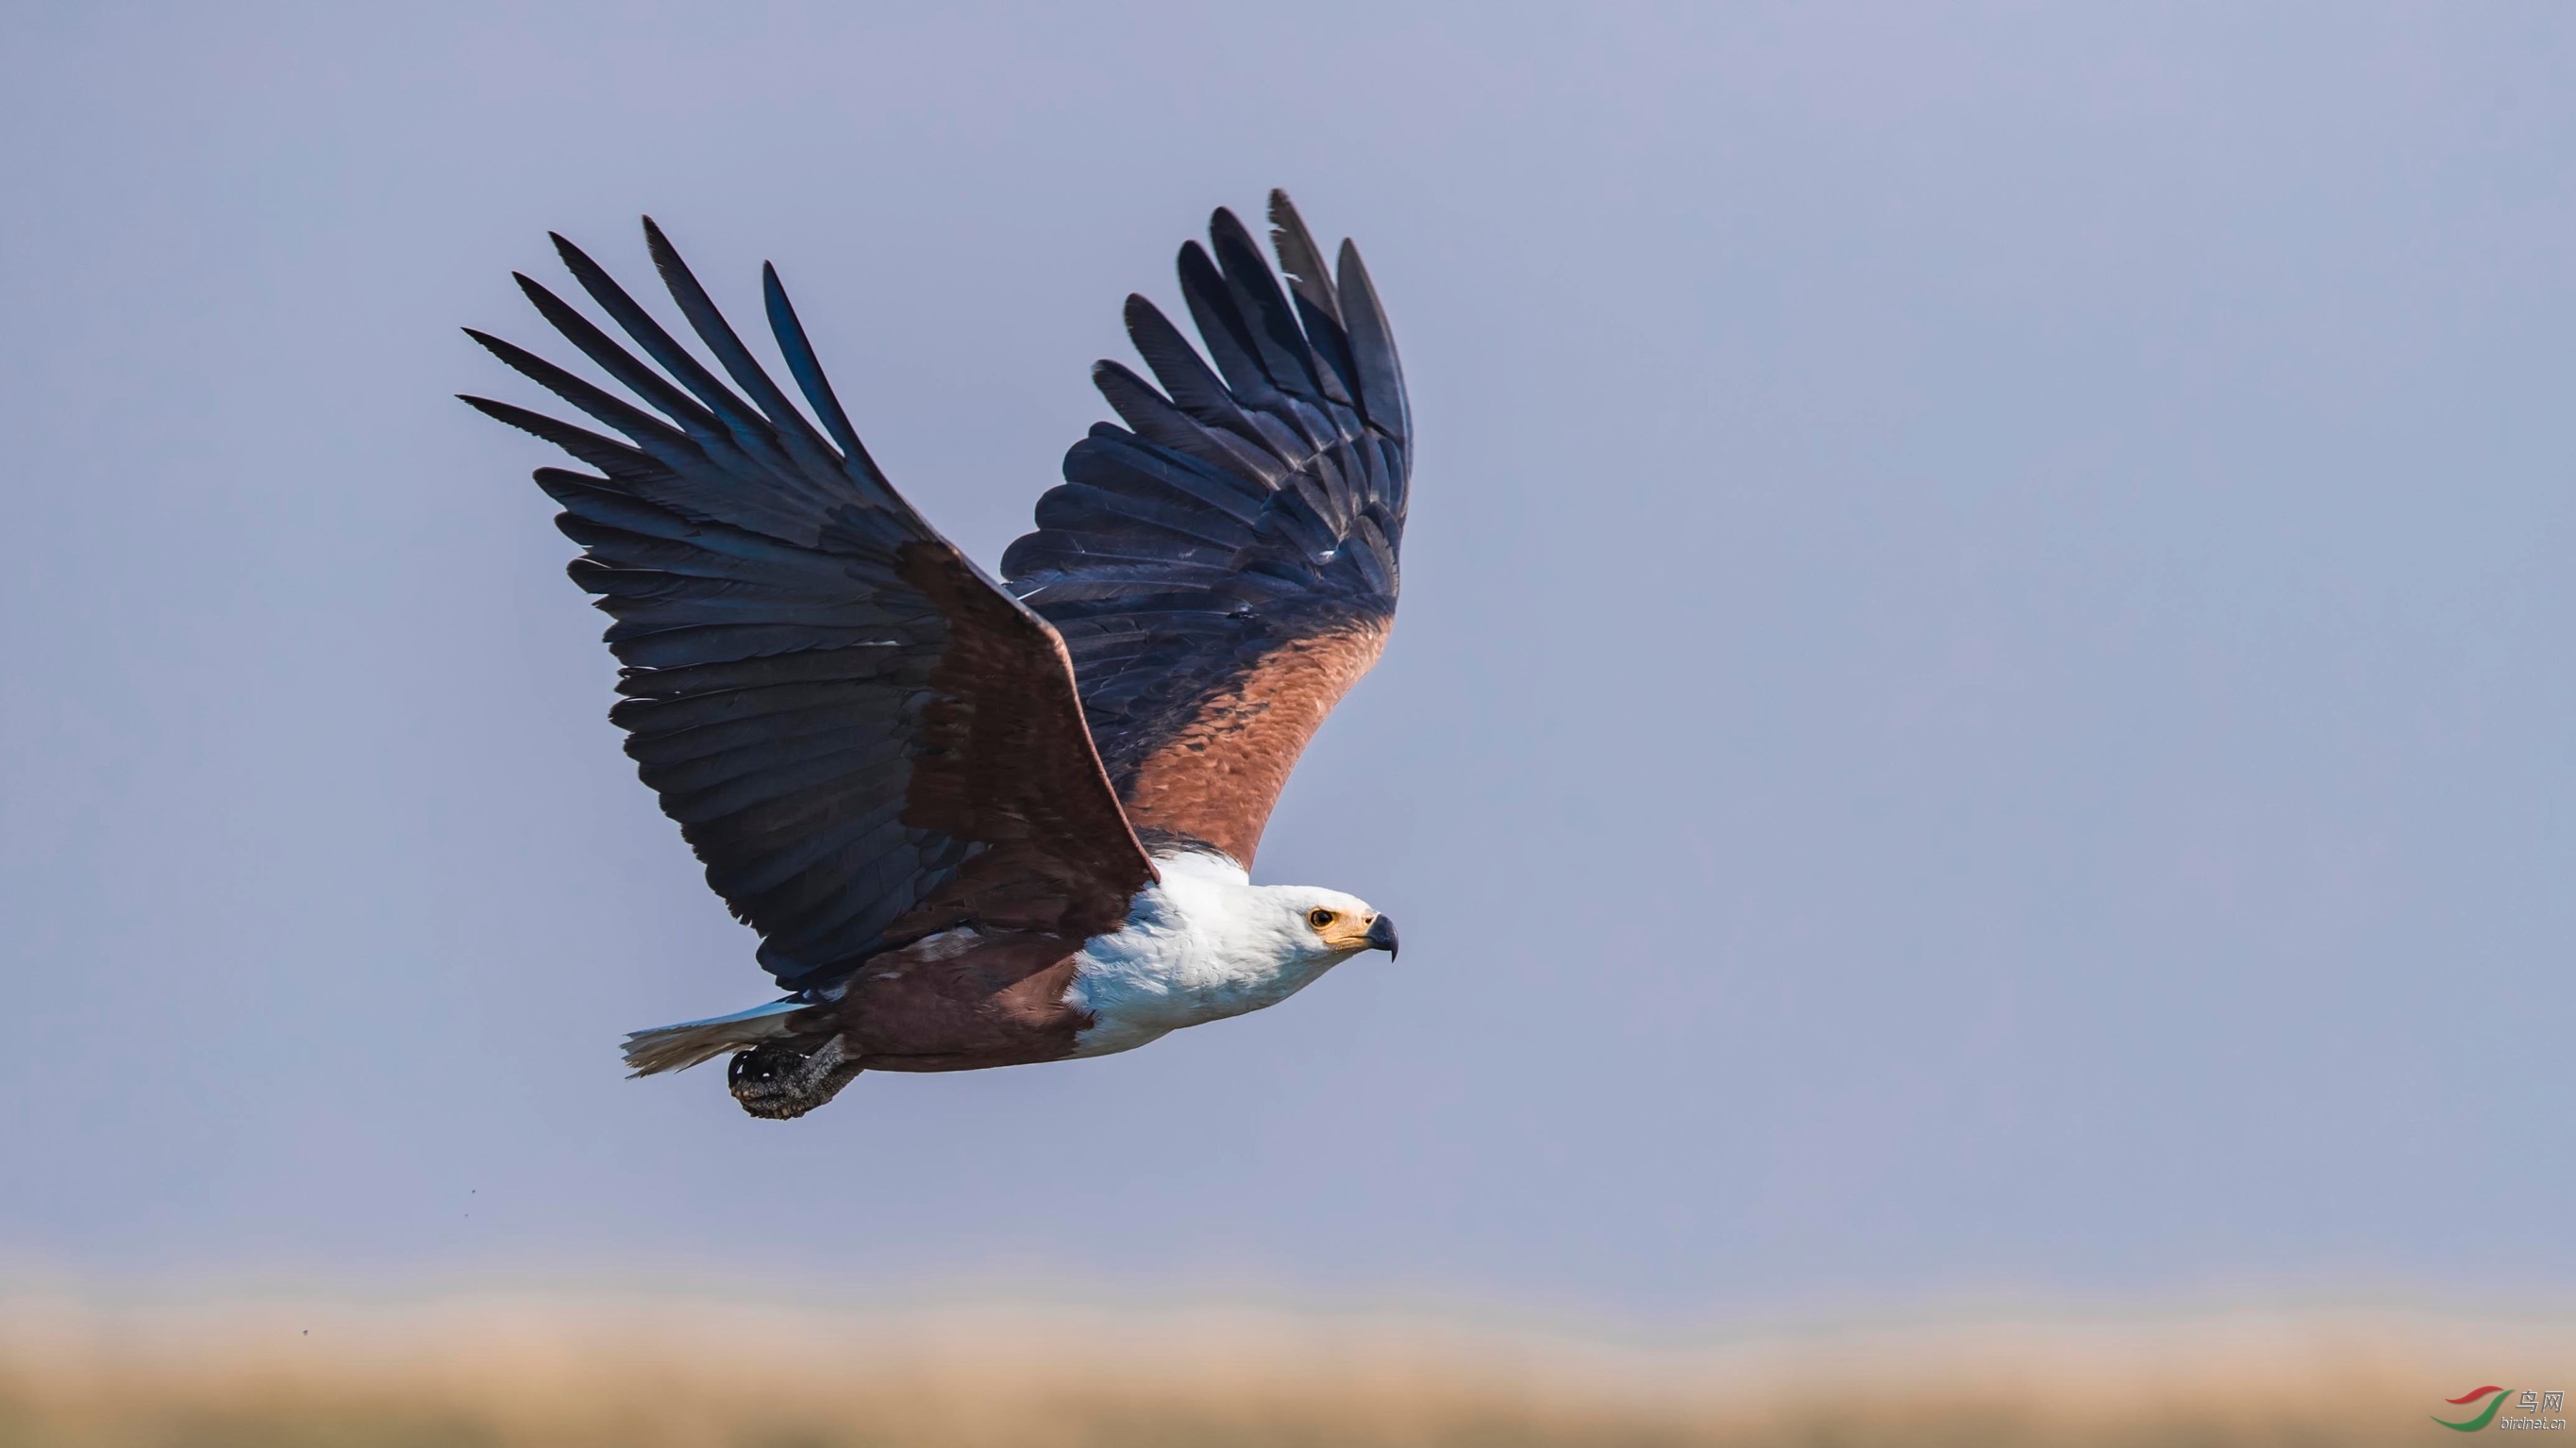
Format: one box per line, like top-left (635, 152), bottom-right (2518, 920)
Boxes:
top-left (1364, 913), bottom-right (1399, 960)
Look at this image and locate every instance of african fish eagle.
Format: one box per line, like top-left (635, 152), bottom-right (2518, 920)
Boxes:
top-left (463, 191), bottom-right (1409, 1118)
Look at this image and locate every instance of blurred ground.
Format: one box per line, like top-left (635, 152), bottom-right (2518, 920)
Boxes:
top-left (0, 1290), bottom-right (2562, 1446)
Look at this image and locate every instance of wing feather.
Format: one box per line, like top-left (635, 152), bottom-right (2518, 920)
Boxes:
top-left (469, 223), bottom-right (1152, 991)
top-left (1004, 192), bottom-right (1410, 867)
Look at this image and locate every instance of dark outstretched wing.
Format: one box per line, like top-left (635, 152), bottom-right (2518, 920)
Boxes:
top-left (463, 221), bottom-right (1153, 992)
top-left (1001, 192), bottom-right (1410, 869)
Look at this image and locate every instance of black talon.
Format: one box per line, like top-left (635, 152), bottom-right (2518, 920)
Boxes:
top-left (727, 1040), bottom-right (861, 1120)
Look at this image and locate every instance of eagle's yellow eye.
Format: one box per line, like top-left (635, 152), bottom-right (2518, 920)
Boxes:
top-left (1308, 908), bottom-right (1336, 930)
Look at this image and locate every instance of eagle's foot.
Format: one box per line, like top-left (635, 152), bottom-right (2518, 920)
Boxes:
top-left (728, 1035), bottom-right (861, 1120)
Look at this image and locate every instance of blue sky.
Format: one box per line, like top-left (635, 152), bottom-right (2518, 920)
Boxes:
top-left (2, 2), bottom-right (2571, 1320)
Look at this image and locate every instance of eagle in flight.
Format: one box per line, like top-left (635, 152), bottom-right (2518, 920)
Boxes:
top-left (464, 192), bottom-right (1409, 1118)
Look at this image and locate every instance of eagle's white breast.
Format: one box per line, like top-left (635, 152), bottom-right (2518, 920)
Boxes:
top-left (1062, 851), bottom-right (1354, 1057)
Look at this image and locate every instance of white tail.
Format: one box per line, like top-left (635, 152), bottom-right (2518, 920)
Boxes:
top-left (621, 1000), bottom-right (811, 1076)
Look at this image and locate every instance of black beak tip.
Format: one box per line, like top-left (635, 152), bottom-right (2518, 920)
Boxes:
top-left (1365, 914), bottom-right (1399, 958)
